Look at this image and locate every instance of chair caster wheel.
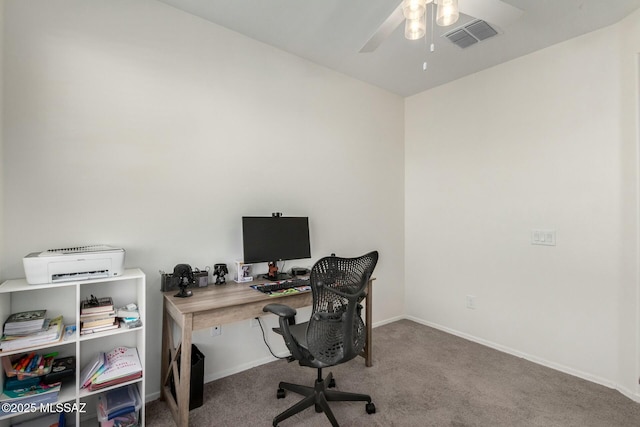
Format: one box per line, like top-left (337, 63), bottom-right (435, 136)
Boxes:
top-left (276, 388), bottom-right (286, 399)
top-left (328, 378), bottom-right (336, 388)
top-left (366, 402), bottom-right (376, 414)
top-left (315, 403), bottom-right (322, 413)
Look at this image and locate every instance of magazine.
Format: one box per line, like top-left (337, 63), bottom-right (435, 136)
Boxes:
top-left (0, 316), bottom-right (64, 352)
top-left (3, 310), bottom-right (47, 335)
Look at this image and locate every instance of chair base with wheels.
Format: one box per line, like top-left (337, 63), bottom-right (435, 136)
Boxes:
top-left (264, 251), bottom-right (380, 427)
top-left (273, 367), bottom-right (375, 427)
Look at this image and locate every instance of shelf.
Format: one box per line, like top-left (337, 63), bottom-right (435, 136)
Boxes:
top-left (0, 382), bottom-right (77, 421)
top-left (0, 269), bottom-right (144, 294)
top-left (0, 268), bottom-right (146, 427)
top-left (78, 377), bottom-right (143, 399)
top-left (0, 336), bottom-right (75, 358)
top-left (78, 325), bottom-right (143, 342)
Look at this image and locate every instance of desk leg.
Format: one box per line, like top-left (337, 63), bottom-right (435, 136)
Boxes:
top-left (363, 279), bottom-right (373, 367)
top-left (160, 299), bottom-right (169, 401)
top-left (176, 313), bottom-right (193, 426)
top-left (161, 299), bottom-right (194, 427)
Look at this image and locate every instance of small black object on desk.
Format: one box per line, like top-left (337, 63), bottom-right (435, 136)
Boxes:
top-left (213, 263), bottom-right (228, 285)
top-left (173, 264), bottom-right (194, 298)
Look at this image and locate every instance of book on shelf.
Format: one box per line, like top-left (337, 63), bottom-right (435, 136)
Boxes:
top-left (80, 351), bottom-right (106, 388)
top-left (3, 310), bottom-right (47, 336)
top-left (79, 311), bottom-right (116, 321)
top-left (80, 320), bottom-right (120, 335)
top-left (0, 316), bottom-right (64, 352)
top-left (89, 371), bottom-right (142, 391)
top-left (4, 318), bottom-right (52, 338)
top-left (94, 346), bottom-right (142, 385)
top-left (81, 347), bottom-right (141, 391)
top-left (83, 361), bottom-right (109, 389)
top-left (80, 296), bottom-right (114, 315)
top-left (81, 316), bottom-right (117, 330)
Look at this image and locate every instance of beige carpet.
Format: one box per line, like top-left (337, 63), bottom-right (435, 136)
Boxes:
top-left (146, 319), bottom-right (640, 426)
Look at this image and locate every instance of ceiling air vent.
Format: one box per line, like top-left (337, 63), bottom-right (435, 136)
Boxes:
top-left (444, 20), bottom-right (498, 49)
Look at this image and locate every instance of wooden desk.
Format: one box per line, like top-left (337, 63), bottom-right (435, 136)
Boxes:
top-left (160, 277), bottom-right (374, 427)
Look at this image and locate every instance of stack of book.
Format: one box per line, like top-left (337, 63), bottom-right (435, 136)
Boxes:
top-left (80, 347), bottom-right (142, 392)
top-left (0, 315), bottom-right (64, 352)
top-left (3, 310), bottom-right (47, 336)
top-left (80, 296), bottom-right (118, 335)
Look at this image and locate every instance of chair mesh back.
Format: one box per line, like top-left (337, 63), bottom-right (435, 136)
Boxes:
top-left (307, 251), bottom-right (378, 366)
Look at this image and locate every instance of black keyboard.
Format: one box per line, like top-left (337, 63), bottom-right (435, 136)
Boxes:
top-left (254, 278), bottom-right (310, 293)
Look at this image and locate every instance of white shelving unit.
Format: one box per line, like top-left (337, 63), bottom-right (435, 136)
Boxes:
top-left (0, 269), bottom-right (146, 426)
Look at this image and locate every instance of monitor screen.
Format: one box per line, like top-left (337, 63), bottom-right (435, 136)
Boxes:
top-left (242, 216), bottom-right (311, 265)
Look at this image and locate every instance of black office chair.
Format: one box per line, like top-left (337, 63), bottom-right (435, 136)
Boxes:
top-left (263, 251), bottom-right (379, 427)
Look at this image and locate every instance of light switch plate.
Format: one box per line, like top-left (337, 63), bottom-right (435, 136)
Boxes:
top-left (531, 229), bottom-right (556, 246)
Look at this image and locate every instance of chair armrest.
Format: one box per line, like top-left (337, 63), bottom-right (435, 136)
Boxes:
top-left (263, 303), bottom-right (297, 318)
top-left (263, 303), bottom-right (304, 361)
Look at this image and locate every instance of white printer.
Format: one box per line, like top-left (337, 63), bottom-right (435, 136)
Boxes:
top-left (23, 245), bottom-right (125, 285)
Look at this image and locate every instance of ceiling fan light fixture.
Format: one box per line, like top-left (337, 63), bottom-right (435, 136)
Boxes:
top-left (402, 0), bottom-right (431, 20)
top-left (405, 14), bottom-right (426, 40)
top-left (436, 0), bottom-right (459, 27)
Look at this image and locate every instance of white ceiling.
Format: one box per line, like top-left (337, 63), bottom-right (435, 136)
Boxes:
top-left (156, 0), bottom-right (640, 97)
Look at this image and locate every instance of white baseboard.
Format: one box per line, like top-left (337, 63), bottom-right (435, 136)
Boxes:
top-left (145, 315), bottom-right (640, 404)
top-left (203, 353), bottom-right (289, 384)
top-left (372, 315), bottom-right (404, 328)
top-left (144, 352), bottom-right (289, 403)
top-left (144, 320), bottom-right (400, 403)
top-left (404, 315), bottom-right (640, 403)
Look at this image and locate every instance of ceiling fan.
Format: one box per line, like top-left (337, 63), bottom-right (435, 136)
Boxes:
top-left (360, 0), bottom-right (524, 52)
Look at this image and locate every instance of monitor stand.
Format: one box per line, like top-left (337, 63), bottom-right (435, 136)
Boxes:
top-left (263, 261), bottom-right (291, 281)
top-left (262, 272), bottom-right (292, 281)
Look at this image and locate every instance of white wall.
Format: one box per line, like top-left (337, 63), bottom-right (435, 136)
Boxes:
top-left (1, 0), bottom-right (405, 399)
top-left (405, 10), bottom-right (640, 399)
top-left (617, 8), bottom-right (640, 397)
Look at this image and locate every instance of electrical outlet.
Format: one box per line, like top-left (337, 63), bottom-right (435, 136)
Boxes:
top-left (250, 318), bottom-right (260, 328)
top-left (210, 325), bottom-right (221, 336)
top-left (466, 295), bottom-right (476, 310)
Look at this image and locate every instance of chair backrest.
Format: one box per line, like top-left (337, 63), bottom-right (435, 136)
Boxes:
top-left (306, 251), bottom-right (379, 366)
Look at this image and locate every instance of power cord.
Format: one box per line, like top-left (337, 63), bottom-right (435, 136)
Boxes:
top-left (256, 317), bottom-right (291, 360)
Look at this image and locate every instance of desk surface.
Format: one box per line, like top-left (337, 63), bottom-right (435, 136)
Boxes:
top-left (163, 278), bottom-right (317, 332)
top-left (162, 277), bottom-right (311, 315)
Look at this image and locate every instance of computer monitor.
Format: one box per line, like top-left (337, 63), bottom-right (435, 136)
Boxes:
top-left (242, 215), bottom-right (311, 281)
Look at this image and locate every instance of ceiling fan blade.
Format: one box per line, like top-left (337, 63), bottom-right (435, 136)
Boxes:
top-left (359, 3), bottom-right (404, 53)
top-left (458, 0), bottom-right (523, 29)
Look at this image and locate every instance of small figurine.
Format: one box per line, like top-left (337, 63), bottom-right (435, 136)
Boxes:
top-left (213, 263), bottom-right (228, 285)
top-left (268, 262), bottom-right (278, 280)
top-left (173, 264), bottom-right (194, 298)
